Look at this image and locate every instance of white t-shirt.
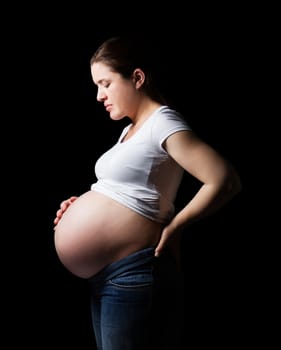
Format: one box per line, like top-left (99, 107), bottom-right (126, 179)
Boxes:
top-left (91, 105), bottom-right (191, 223)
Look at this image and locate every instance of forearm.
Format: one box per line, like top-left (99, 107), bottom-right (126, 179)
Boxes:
top-left (172, 174), bottom-right (241, 230)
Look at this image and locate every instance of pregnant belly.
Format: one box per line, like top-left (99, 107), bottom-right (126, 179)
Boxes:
top-left (54, 190), bottom-right (162, 278)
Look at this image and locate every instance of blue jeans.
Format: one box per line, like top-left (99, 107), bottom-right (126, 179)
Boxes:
top-left (88, 247), bottom-right (184, 350)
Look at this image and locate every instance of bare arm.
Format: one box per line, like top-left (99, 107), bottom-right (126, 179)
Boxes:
top-left (155, 130), bottom-right (242, 256)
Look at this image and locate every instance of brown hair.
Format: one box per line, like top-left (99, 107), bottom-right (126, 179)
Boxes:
top-left (90, 36), bottom-right (167, 104)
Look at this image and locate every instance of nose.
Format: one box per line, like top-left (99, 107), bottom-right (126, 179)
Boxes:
top-left (96, 87), bottom-right (106, 102)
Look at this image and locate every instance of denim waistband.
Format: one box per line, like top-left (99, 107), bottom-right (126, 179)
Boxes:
top-left (88, 247), bottom-right (156, 284)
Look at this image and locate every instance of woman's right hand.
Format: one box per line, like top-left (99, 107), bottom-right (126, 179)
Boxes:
top-left (53, 196), bottom-right (78, 228)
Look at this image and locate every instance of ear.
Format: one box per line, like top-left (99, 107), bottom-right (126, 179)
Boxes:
top-left (132, 68), bottom-right (145, 88)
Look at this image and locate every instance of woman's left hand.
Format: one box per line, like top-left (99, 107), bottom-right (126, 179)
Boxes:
top-left (154, 223), bottom-right (183, 257)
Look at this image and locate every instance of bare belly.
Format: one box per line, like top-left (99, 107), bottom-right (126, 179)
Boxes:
top-left (54, 190), bottom-right (162, 278)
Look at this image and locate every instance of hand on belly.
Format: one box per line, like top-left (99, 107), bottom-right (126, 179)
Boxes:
top-left (53, 190), bottom-right (161, 278)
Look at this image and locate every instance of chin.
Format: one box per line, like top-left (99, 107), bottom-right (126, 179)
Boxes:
top-left (110, 113), bottom-right (125, 121)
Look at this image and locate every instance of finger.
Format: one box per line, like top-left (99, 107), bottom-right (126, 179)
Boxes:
top-left (61, 197), bottom-right (77, 210)
top-left (54, 197), bottom-right (77, 228)
top-left (56, 208), bottom-right (63, 218)
top-left (154, 236), bottom-right (166, 257)
top-left (53, 218), bottom-right (58, 225)
top-left (60, 201), bottom-right (68, 211)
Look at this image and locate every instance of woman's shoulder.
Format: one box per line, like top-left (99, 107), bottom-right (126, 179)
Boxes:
top-left (153, 105), bottom-right (191, 129)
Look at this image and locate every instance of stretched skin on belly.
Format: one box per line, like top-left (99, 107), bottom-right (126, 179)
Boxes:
top-left (54, 190), bottom-right (162, 278)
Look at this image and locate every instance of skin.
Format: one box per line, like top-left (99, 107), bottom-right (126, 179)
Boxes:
top-left (54, 61), bottom-right (241, 259)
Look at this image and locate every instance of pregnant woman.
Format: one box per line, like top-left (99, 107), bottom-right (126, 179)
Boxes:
top-left (53, 36), bottom-right (241, 350)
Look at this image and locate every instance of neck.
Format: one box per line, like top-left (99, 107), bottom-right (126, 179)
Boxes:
top-left (131, 99), bottom-right (163, 127)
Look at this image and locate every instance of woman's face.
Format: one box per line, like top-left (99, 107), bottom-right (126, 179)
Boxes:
top-left (91, 62), bottom-right (140, 120)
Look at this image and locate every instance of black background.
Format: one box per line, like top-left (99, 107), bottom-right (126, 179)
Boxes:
top-left (7, 4), bottom-right (266, 348)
